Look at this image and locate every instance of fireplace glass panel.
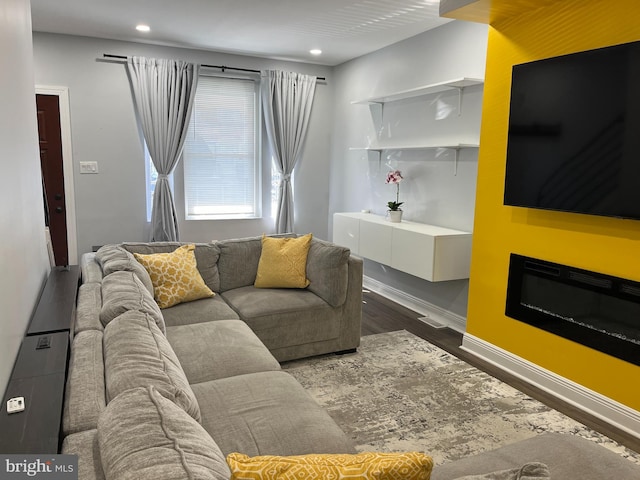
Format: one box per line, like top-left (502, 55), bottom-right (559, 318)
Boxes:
top-left (521, 273), bottom-right (640, 345)
top-left (506, 254), bottom-right (640, 366)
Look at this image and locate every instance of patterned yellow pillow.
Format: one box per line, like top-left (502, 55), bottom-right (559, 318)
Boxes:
top-left (226, 452), bottom-right (433, 480)
top-left (133, 244), bottom-right (214, 309)
top-left (254, 234), bottom-right (313, 288)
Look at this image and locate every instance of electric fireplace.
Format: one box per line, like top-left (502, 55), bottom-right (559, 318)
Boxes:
top-left (505, 254), bottom-right (640, 366)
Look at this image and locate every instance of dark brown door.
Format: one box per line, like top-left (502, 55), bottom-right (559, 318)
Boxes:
top-left (36, 94), bottom-right (68, 266)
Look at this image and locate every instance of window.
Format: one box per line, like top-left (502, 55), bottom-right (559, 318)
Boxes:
top-left (183, 74), bottom-right (261, 219)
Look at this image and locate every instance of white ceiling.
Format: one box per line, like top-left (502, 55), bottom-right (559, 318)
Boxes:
top-left (30, 0), bottom-right (452, 66)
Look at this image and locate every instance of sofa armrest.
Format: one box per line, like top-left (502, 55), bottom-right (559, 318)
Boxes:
top-left (338, 255), bottom-right (363, 350)
top-left (81, 252), bottom-right (103, 284)
top-left (63, 331), bottom-right (106, 435)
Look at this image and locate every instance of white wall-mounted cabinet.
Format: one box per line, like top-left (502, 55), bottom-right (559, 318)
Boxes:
top-left (333, 212), bottom-right (472, 282)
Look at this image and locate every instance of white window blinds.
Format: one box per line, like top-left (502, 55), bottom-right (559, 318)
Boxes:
top-left (183, 75), bottom-right (260, 219)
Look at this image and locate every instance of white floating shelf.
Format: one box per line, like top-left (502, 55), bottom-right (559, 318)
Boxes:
top-left (349, 143), bottom-right (479, 152)
top-left (349, 144), bottom-right (479, 176)
top-left (351, 77), bottom-right (484, 105)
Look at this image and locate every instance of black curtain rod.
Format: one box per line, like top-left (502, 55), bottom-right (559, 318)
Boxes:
top-left (103, 54), bottom-right (326, 81)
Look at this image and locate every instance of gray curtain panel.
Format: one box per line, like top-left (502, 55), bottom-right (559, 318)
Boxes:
top-left (126, 56), bottom-right (200, 241)
top-left (261, 70), bottom-right (317, 234)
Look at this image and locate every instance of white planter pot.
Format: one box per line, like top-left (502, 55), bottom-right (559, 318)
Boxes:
top-left (387, 210), bottom-right (403, 223)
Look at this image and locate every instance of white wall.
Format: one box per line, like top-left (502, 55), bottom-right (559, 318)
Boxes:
top-left (32, 33), bottom-right (334, 257)
top-left (0, 0), bottom-right (50, 397)
top-left (330, 21), bottom-right (489, 319)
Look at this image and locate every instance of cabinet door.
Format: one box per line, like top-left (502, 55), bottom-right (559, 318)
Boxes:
top-left (433, 235), bottom-right (473, 281)
top-left (333, 214), bottom-right (360, 253)
top-left (359, 221), bottom-right (392, 265)
top-left (391, 228), bottom-right (436, 281)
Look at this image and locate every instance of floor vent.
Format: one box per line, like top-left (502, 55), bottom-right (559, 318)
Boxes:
top-left (419, 316), bottom-right (446, 329)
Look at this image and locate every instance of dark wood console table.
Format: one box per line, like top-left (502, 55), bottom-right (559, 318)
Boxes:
top-left (0, 266), bottom-right (79, 453)
top-left (28, 265), bottom-right (80, 336)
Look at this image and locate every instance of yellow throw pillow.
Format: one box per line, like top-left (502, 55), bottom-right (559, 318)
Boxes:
top-left (133, 244), bottom-right (214, 309)
top-left (226, 452), bottom-right (433, 480)
top-left (254, 234), bottom-right (312, 289)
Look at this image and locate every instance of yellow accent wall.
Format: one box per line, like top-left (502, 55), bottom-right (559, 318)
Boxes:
top-left (467, 0), bottom-right (640, 411)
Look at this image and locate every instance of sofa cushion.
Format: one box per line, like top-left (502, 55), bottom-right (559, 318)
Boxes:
top-left (221, 286), bottom-right (339, 350)
top-left (133, 244), bottom-right (215, 308)
top-left (99, 270), bottom-right (166, 333)
top-left (191, 371), bottom-right (355, 457)
top-left (75, 282), bottom-right (104, 333)
top-left (226, 452), bottom-right (434, 480)
top-left (63, 330), bottom-right (106, 435)
top-left (161, 296), bottom-right (239, 327)
top-left (254, 234), bottom-right (312, 289)
top-left (95, 244), bottom-right (154, 294)
top-left (103, 310), bottom-right (200, 422)
top-left (217, 236), bottom-right (263, 291)
top-left (121, 241), bottom-right (221, 292)
top-left (98, 386), bottom-right (230, 480)
top-left (306, 238), bottom-right (351, 307)
top-left (61, 429), bottom-right (105, 480)
top-left (166, 320), bottom-right (281, 384)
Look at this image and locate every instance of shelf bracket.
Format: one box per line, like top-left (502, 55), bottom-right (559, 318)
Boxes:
top-left (455, 86), bottom-right (465, 116)
top-left (368, 102), bottom-right (384, 127)
top-left (366, 149), bottom-right (382, 170)
top-left (453, 147), bottom-right (461, 176)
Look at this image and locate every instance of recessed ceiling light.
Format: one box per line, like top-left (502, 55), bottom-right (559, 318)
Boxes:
top-left (310, 49), bottom-right (322, 56)
top-left (136, 24), bottom-right (151, 33)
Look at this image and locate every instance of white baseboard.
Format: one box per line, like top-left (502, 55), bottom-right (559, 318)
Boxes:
top-left (462, 333), bottom-right (640, 440)
top-left (363, 275), bottom-right (467, 333)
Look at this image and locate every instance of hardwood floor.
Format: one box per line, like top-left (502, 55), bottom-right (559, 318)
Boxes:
top-left (361, 289), bottom-right (640, 454)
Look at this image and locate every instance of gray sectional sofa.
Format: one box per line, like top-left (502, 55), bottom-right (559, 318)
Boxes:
top-left (61, 236), bottom-right (362, 479)
top-left (60, 235), bottom-right (640, 480)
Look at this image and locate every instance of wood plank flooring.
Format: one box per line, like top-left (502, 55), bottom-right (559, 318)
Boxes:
top-left (361, 289), bottom-right (640, 454)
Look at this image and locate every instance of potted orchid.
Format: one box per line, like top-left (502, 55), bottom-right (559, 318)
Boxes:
top-left (385, 169), bottom-right (404, 222)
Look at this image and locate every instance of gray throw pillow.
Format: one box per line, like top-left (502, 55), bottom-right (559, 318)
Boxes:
top-left (99, 270), bottom-right (165, 333)
top-left (95, 245), bottom-right (154, 294)
top-left (103, 310), bottom-right (200, 422)
top-left (98, 386), bottom-right (230, 480)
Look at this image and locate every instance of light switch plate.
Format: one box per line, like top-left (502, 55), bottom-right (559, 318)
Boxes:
top-left (7, 397), bottom-right (25, 414)
top-left (79, 161), bottom-right (99, 174)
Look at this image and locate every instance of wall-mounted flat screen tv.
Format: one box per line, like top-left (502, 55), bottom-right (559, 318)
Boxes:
top-left (504, 40), bottom-right (640, 220)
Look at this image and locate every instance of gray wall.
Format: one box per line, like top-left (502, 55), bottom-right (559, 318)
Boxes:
top-left (29, 21), bottom-right (489, 342)
top-left (329, 21), bottom-right (489, 319)
top-left (0, 0), bottom-right (50, 397)
top-left (32, 33), bottom-right (334, 257)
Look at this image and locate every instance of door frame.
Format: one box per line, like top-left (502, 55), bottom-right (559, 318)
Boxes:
top-left (35, 85), bottom-right (78, 265)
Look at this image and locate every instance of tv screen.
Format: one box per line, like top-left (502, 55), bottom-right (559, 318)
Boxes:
top-left (504, 41), bottom-right (640, 220)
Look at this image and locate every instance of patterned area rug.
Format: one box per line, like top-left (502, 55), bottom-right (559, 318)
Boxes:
top-left (282, 330), bottom-right (639, 466)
